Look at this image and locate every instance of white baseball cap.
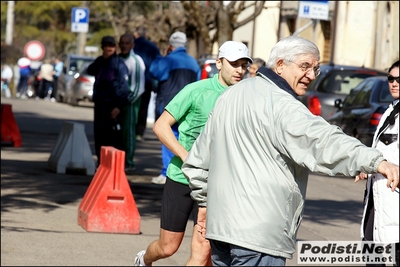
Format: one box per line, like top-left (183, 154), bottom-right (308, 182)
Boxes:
top-left (218, 41), bottom-right (253, 63)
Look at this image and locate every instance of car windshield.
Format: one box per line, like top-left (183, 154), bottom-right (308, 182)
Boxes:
top-left (319, 70), bottom-right (375, 95)
top-left (343, 78), bottom-right (392, 108)
top-left (68, 57), bottom-right (95, 75)
top-left (79, 62), bottom-right (93, 74)
top-left (378, 82), bottom-right (392, 102)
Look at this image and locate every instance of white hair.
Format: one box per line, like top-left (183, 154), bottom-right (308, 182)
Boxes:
top-left (266, 36), bottom-right (320, 68)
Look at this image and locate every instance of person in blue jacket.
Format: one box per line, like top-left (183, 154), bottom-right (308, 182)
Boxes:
top-left (149, 31), bottom-right (200, 185)
top-left (87, 36), bottom-right (133, 165)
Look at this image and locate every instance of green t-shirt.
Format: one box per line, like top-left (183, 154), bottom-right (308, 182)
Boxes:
top-left (165, 74), bottom-right (227, 185)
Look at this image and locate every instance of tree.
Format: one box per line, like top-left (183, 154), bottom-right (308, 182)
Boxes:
top-left (140, 1), bottom-right (267, 57)
top-left (1, 1), bottom-right (266, 64)
top-left (94, 1), bottom-right (267, 58)
top-left (1, 1), bottom-right (82, 63)
top-left (181, 1), bottom-right (266, 57)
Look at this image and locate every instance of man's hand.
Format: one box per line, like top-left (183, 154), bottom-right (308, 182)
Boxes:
top-left (196, 207), bottom-right (207, 238)
top-left (377, 160), bottom-right (399, 191)
top-left (110, 107), bottom-right (120, 119)
top-left (354, 172), bottom-right (369, 183)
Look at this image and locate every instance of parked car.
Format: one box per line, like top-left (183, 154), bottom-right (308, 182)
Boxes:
top-left (197, 55), bottom-right (218, 80)
top-left (56, 54), bottom-right (95, 103)
top-left (328, 76), bottom-right (394, 146)
top-left (298, 62), bottom-right (387, 120)
top-left (65, 62), bottom-right (95, 106)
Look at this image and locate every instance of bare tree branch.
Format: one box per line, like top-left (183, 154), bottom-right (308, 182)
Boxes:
top-left (103, 1), bottom-right (120, 38)
top-left (234, 1), bottom-right (266, 29)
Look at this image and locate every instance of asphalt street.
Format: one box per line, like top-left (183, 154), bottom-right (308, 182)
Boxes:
top-left (1, 96), bottom-right (370, 266)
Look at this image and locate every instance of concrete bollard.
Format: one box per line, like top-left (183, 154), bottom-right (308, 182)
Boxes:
top-left (48, 121), bottom-right (96, 175)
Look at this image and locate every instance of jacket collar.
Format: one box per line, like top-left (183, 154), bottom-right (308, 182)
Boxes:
top-left (256, 66), bottom-right (298, 99)
top-left (170, 47), bottom-right (187, 55)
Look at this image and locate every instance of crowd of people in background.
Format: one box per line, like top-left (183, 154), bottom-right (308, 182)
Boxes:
top-left (1, 56), bottom-right (64, 101)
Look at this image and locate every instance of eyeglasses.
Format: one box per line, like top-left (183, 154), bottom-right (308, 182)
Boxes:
top-left (290, 61), bottom-right (321, 77)
top-left (388, 75), bottom-right (399, 83)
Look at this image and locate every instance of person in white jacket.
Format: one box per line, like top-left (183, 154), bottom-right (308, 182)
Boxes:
top-left (355, 60), bottom-right (399, 266)
top-left (182, 36), bottom-right (399, 266)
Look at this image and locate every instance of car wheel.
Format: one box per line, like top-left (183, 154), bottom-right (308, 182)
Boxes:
top-left (66, 91), bottom-right (72, 105)
top-left (62, 91), bottom-right (68, 103)
top-left (56, 91), bottom-right (62, 103)
top-left (70, 96), bottom-right (78, 106)
top-left (56, 84), bottom-right (63, 102)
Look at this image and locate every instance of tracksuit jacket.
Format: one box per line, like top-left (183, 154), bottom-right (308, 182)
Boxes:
top-left (119, 50), bottom-right (146, 169)
top-left (149, 47), bottom-right (200, 119)
top-left (182, 66), bottom-right (385, 259)
top-left (87, 53), bottom-right (131, 111)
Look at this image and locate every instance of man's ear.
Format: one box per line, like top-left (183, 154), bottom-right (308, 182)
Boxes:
top-left (216, 58), bottom-right (223, 71)
top-left (276, 59), bottom-right (285, 75)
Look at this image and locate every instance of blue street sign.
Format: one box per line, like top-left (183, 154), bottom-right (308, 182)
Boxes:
top-left (71, 7), bottom-right (89, 33)
top-left (298, 1), bottom-right (330, 20)
top-left (304, 6), bottom-right (310, 15)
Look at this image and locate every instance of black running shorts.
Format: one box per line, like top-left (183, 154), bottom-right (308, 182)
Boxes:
top-left (160, 177), bottom-right (198, 232)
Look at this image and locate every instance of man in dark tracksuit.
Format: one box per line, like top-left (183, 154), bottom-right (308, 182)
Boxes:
top-left (87, 36), bottom-right (132, 165)
top-left (149, 31), bottom-right (200, 184)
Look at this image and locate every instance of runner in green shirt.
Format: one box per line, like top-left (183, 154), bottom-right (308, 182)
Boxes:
top-left (164, 74), bottom-right (226, 185)
top-left (133, 41), bottom-right (252, 266)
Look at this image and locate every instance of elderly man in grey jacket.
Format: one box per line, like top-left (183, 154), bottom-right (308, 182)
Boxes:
top-left (182, 35), bottom-right (399, 266)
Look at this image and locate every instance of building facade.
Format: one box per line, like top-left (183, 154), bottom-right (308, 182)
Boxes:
top-left (230, 1), bottom-right (399, 71)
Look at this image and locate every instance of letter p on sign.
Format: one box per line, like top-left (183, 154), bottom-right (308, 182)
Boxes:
top-left (71, 7), bottom-right (89, 33)
top-left (75, 9), bottom-right (86, 22)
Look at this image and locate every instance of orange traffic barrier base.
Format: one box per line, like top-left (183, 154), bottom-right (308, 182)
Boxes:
top-left (78, 146), bottom-right (141, 234)
top-left (1, 104), bottom-right (22, 147)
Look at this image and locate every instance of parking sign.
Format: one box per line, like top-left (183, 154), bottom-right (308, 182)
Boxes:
top-left (298, 1), bottom-right (330, 21)
top-left (71, 7), bottom-right (90, 33)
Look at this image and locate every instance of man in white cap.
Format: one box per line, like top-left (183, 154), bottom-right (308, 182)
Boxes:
top-left (134, 40), bottom-right (252, 266)
top-left (148, 31), bottom-right (200, 185)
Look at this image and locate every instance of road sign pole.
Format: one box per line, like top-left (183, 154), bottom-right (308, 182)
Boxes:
top-left (77, 31), bottom-right (87, 55)
top-left (77, 1), bottom-right (87, 55)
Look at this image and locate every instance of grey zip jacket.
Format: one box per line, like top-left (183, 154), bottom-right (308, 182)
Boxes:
top-left (182, 67), bottom-right (384, 259)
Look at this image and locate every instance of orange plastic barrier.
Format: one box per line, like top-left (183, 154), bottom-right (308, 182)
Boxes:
top-left (1, 104), bottom-right (22, 147)
top-left (78, 146), bottom-right (141, 234)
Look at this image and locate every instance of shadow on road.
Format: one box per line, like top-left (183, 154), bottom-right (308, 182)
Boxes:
top-left (1, 102), bottom-right (165, 225)
top-left (303, 199), bottom-right (363, 226)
